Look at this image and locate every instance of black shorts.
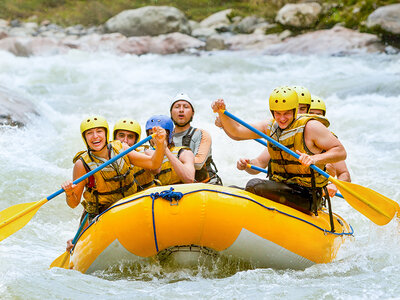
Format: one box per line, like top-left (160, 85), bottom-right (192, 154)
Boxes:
top-left (245, 178), bottom-right (323, 214)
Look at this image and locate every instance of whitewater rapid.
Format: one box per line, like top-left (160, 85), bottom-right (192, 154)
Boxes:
top-left (0, 49), bottom-right (399, 299)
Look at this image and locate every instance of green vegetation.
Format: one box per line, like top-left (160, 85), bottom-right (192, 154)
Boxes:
top-left (0, 0), bottom-right (287, 26)
top-left (319, 0), bottom-right (399, 30)
top-left (0, 0), bottom-right (398, 34)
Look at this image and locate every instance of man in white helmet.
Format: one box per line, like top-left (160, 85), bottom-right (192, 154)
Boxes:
top-left (170, 92), bottom-right (222, 185)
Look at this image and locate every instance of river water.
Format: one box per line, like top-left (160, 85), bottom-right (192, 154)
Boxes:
top-left (0, 49), bottom-right (399, 299)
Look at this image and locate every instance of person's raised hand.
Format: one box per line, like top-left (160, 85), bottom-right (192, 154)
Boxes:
top-left (211, 98), bottom-right (226, 113)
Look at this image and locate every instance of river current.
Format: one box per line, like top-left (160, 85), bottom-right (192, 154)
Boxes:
top-left (0, 49), bottom-right (399, 299)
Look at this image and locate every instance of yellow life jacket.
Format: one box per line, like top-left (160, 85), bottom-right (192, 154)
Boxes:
top-left (131, 145), bottom-right (158, 191)
top-left (74, 140), bottom-right (137, 214)
top-left (155, 146), bottom-right (190, 185)
top-left (266, 115), bottom-right (330, 188)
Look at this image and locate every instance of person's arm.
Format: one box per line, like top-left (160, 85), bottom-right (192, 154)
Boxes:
top-left (332, 160), bottom-right (351, 182)
top-left (326, 160), bottom-right (351, 197)
top-left (61, 159), bottom-right (87, 208)
top-left (127, 126), bottom-right (166, 170)
top-left (237, 149), bottom-right (270, 175)
top-left (211, 98), bottom-right (267, 140)
top-left (215, 115), bottom-right (242, 141)
top-left (192, 129), bottom-right (211, 170)
top-left (297, 120), bottom-right (347, 166)
top-left (166, 148), bottom-right (195, 183)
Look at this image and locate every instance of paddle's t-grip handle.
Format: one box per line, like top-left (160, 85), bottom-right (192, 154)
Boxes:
top-left (47, 134), bottom-right (155, 201)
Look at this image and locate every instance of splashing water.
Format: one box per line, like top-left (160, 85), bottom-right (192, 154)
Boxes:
top-left (0, 49), bottom-right (399, 299)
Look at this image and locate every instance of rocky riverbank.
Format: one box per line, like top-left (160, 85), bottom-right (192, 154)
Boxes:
top-left (1, 3), bottom-right (399, 127)
top-left (0, 3), bottom-right (399, 57)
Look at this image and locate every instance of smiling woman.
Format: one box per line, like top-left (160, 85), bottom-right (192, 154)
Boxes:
top-left (60, 116), bottom-right (167, 245)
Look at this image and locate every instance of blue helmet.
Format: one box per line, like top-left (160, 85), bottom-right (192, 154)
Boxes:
top-left (145, 115), bottom-right (174, 144)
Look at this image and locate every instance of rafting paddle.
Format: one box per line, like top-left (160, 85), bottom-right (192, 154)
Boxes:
top-left (221, 109), bottom-right (399, 226)
top-left (49, 213), bottom-right (89, 269)
top-left (0, 134), bottom-right (155, 242)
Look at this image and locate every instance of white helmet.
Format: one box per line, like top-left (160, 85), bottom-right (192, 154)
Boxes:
top-left (170, 92), bottom-right (194, 112)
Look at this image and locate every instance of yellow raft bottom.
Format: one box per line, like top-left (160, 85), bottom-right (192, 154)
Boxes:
top-left (66, 183), bottom-right (353, 273)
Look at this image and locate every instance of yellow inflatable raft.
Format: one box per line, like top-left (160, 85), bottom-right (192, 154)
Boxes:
top-left (64, 183), bottom-right (353, 273)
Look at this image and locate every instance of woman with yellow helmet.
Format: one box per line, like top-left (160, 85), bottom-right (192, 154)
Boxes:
top-left (61, 116), bottom-right (166, 218)
top-left (213, 86), bottom-right (347, 214)
top-left (113, 118), bottom-right (160, 191)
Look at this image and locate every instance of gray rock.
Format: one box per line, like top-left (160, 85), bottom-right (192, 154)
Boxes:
top-left (10, 19), bottom-right (21, 27)
top-left (0, 29), bottom-right (7, 39)
top-left (149, 32), bottom-right (205, 54)
top-left (264, 26), bottom-right (384, 55)
top-left (104, 6), bottom-right (190, 37)
top-left (200, 9), bottom-right (232, 29)
top-left (0, 85), bottom-right (39, 127)
top-left (0, 36), bottom-right (68, 56)
top-left (23, 22), bottom-right (39, 32)
top-left (224, 33), bottom-right (281, 51)
top-left (279, 29), bottom-right (292, 40)
top-left (367, 4), bottom-right (400, 35)
top-left (189, 20), bottom-right (200, 31)
top-left (8, 27), bottom-right (36, 37)
top-left (191, 27), bottom-right (217, 39)
top-left (276, 2), bottom-right (322, 28)
top-left (235, 16), bottom-right (266, 34)
top-left (0, 19), bottom-right (9, 28)
top-left (206, 34), bottom-right (225, 51)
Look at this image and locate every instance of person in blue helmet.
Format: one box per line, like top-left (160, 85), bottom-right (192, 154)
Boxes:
top-left (145, 115), bottom-right (195, 185)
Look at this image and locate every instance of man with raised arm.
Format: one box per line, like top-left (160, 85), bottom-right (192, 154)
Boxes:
top-left (212, 86), bottom-right (347, 214)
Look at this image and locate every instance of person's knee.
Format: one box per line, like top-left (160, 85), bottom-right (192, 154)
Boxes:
top-left (245, 178), bottom-right (265, 193)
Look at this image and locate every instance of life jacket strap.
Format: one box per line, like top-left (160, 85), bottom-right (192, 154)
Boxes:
top-left (92, 180), bottom-right (135, 196)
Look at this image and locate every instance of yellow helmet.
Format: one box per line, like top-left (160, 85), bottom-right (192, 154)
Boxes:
top-left (80, 116), bottom-right (109, 148)
top-left (292, 86), bottom-right (311, 111)
top-left (310, 95), bottom-right (326, 115)
top-left (113, 118), bottom-right (141, 140)
top-left (269, 86), bottom-right (299, 118)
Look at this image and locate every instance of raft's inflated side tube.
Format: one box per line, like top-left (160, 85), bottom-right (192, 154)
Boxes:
top-left (68, 183), bottom-right (353, 273)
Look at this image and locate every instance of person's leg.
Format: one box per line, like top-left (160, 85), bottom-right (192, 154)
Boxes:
top-left (245, 178), bottom-right (312, 214)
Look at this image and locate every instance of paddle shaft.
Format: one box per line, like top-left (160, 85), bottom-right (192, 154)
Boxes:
top-left (46, 134), bottom-right (154, 202)
top-left (72, 213), bottom-right (89, 245)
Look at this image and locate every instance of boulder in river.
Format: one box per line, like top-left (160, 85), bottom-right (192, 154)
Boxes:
top-left (263, 26), bottom-right (385, 55)
top-left (0, 86), bottom-right (39, 127)
top-left (104, 6), bottom-right (191, 37)
top-left (366, 4), bottom-right (400, 35)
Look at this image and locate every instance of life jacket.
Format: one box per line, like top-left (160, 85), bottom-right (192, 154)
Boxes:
top-left (131, 145), bottom-right (159, 191)
top-left (73, 140), bottom-right (137, 214)
top-left (182, 127), bottom-right (222, 185)
top-left (155, 146), bottom-right (190, 185)
top-left (266, 115), bottom-right (330, 188)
